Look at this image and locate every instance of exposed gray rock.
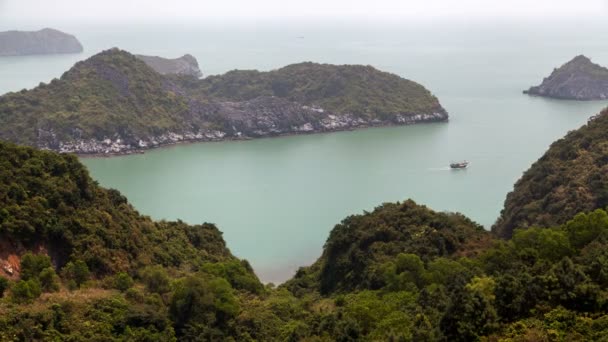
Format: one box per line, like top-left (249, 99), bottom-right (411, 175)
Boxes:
top-left (524, 55), bottom-right (608, 100)
top-left (37, 96), bottom-right (448, 154)
top-left (135, 54), bottom-right (202, 77)
top-left (0, 28), bottom-right (83, 56)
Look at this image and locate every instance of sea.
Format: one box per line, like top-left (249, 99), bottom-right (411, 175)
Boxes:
top-left (2, 20), bottom-right (608, 283)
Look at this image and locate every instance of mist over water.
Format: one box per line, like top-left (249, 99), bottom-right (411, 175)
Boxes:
top-left (2, 21), bottom-right (608, 282)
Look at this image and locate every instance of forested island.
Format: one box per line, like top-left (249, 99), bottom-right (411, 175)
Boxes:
top-left (0, 28), bottom-right (83, 56)
top-left (2, 108), bottom-right (608, 340)
top-left (524, 55), bottom-right (608, 100)
top-left (0, 48), bottom-right (447, 154)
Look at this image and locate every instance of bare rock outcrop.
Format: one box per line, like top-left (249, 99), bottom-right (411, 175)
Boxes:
top-left (524, 55), bottom-right (608, 100)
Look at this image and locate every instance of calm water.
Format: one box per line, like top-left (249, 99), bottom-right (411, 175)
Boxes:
top-left (2, 21), bottom-right (608, 283)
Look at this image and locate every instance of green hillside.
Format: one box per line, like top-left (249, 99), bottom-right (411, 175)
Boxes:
top-left (493, 108), bottom-right (608, 238)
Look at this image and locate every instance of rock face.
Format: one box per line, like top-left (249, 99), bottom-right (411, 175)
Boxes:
top-left (492, 108), bottom-right (608, 238)
top-left (0, 48), bottom-right (448, 154)
top-left (0, 28), bottom-right (83, 56)
top-left (524, 55), bottom-right (608, 100)
top-left (135, 53), bottom-right (202, 77)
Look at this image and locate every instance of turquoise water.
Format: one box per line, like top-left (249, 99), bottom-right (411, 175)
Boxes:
top-left (2, 21), bottom-right (608, 282)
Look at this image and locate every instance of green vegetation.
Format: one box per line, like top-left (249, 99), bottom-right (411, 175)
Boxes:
top-left (493, 108), bottom-right (608, 238)
top-left (286, 200), bottom-right (487, 295)
top-left (0, 141), bottom-right (262, 340)
top-left (0, 48), bottom-right (444, 152)
top-left (190, 62), bottom-right (443, 118)
top-left (0, 48), bottom-right (192, 147)
top-left (0, 140), bottom-right (234, 276)
top-left (0, 277), bottom-right (8, 297)
top-left (2, 105), bottom-right (608, 339)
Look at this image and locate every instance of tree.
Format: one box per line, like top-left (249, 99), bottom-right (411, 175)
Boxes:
top-left (0, 277), bottom-right (8, 297)
top-left (39, 267), bottom-right (60, 292)
top-left (114, 272), bottom-right (134, 292)
top-left (512, 227), bottom-right (572, 262)
top-left (61, 260), bottom-right (90, 288)
top-left (170, 275), bottom-right (238, 337)
top-left (565, 209), bottom-right (608, 249)
top-left (19, 252), bottom-right (52, 281)
top-left (11, 279), bottom-right (42, 303)
top-left (141, 266), bottom-right (171, 294)
top-left (440, 281), bottom-right (498, 341)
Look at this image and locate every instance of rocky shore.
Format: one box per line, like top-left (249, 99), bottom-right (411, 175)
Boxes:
top-left (38, 103), bottom-right (448, 155)
top-left (524, 55), bottom-right (608, 100)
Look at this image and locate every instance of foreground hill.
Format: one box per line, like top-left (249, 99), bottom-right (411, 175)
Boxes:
top-left (524, 55), bottom-right (608, 100)
top-left (281, 200), bottom-right (608, 340)
top-left (135, 53), bottom-right (202, 77)
top-left (493, 108), bottom-right (608, 238)
top-left (285, 200), bottom-right (489, 295)
top-left (0, 141), bottom-right (264, 340)
top-left (0, 141), bottom-right (237, 275)
top-left (3, 141), bottom-right (608, 340)
top-left (0, 48), bottom-right (447, 154)
top-left (0, 28), bottom-right (83, 56)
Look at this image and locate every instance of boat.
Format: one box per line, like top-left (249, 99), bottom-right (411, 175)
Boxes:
top-left (450, 161), bottom-right (469, 169)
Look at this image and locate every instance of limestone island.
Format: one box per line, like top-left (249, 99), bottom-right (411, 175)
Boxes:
top-left (135, 54), bottom-right (203, 78)
top-left (0, 28), bottom-right (83, 56)
top-left (0, 48), bottom-right (448, 154)
top-left (524, 55), bottom-right (608, 100)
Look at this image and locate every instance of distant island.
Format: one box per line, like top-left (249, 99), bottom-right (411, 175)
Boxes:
top-left (0, 48), bottom-right (447, 154)
top-left (135, 53), bottom-right (202, 77)
top-left (0, 28), bottom-right (83, 56)
top-left (524, 55), bottom-right (608, 100)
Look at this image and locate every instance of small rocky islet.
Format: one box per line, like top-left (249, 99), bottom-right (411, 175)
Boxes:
top-left (524, 55), bottom-right (608, 100)
top-left (0, 28), bottom-right (83, 56)
top-left (0, 48), bottom-right (447, 154)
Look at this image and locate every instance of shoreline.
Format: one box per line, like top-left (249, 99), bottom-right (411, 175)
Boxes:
top-left (75, 117), bottom-right (449, 158)
top-left (523, 89), bottom-right (608, 101)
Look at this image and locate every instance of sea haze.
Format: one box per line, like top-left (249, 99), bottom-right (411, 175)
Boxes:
top-left (2, 20), bottom-right (608, 283)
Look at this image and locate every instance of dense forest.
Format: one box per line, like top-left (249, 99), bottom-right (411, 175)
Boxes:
top-left (3, 130), bottom-right (608, 340)
top-left (0, 49), bottom-right (446, 154)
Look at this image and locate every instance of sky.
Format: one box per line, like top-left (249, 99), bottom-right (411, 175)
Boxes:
top-left (1, 0), bottom-right (607, 26)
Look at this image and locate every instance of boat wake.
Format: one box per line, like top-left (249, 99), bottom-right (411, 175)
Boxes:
top-left (428, 166), bottom-right (452, 171)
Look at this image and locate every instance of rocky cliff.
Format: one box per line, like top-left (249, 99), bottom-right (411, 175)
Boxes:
top-left (0, 28), bottom-right (83, 56)
top-left (0, 48), bottom-right (447, 154)
top-left (135, 53), bottom-right (202, 77)
top-left (524, 55), bottom-right (608, 100)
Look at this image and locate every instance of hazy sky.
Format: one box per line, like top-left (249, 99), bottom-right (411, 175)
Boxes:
top-left (1, 0), bottom-right (607, 25)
